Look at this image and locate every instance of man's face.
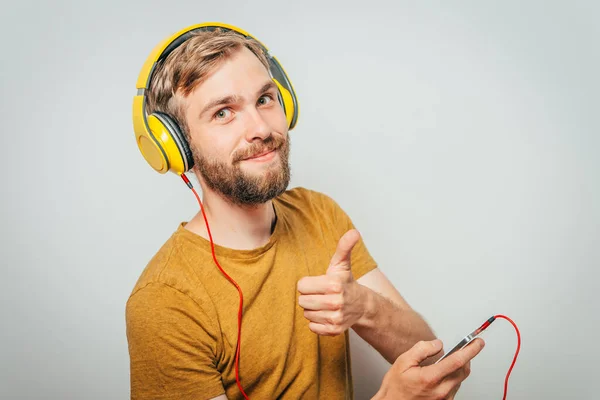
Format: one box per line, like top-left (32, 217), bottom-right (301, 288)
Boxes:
top-left (183, 47), bottom-right (291, 206)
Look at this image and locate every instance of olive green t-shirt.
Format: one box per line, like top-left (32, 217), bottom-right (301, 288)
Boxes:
top-left (125, 187), bottom-right (378, 399)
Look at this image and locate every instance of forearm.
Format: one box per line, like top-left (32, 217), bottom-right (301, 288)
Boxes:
top-left (352, 285), bottom-right (438, 364)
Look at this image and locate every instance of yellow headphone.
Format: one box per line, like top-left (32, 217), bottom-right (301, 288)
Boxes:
top-left (132, 22), bottom-right (299, 175)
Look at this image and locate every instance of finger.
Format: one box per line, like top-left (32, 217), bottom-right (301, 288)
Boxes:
top-left (297, 276), bottom-right (342, 295)
top-left (298, 294), bottom-right (341, 311)
top-left (303, 310), bottom-right (342, 325)
top-left (430, 338), bottom-right (485, 381)
top-left (443, 362), bottom-right (470, 386)
top-left (436, 364), bottom-right (470, 400)
top-left (461, 360), bottom-right (471, 381)
top-left (308, 322), bottom-right (344, 336)
top-left (328, 230), bottom-right (361, 270)
top-left (444, 382), bottom-right (461, 400)
top-left (435, 380), bottom-right (462, 400)
top-left (396, 340), bottom-right (444, 372)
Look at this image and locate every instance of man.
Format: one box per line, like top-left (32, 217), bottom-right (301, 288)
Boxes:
top-left (126, 26), bottom-right (484, 399)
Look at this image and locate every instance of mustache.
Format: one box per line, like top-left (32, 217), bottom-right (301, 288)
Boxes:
top-left (233, 135), bottom-right (286, 162)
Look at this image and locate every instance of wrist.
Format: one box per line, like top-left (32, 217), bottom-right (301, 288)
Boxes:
top-left (355, 284), bottom-right (376, 328)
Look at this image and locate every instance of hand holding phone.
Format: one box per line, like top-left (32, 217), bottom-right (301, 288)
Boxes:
top-left (435, 316), bottom-right (496, 364)
top-left (372, 338), bottom-right (485, 400)
top-left (435, 329), bottom-right (481, 364)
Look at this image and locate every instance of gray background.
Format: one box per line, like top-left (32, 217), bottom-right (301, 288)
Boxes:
top-left (1, 0), bottom-right (598, 399)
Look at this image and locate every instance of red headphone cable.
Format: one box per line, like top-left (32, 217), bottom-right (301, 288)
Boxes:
top-left (473, 315), bottom-right (521, 400)
top-left (181, 173), bottom-right (250, 400)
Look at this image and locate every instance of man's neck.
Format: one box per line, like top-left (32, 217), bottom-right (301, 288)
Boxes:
top-left (184, 186), bottom-right (277, 251)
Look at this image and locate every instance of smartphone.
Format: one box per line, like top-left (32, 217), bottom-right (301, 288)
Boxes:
top-left (435, 328), bottom-right (480, 364)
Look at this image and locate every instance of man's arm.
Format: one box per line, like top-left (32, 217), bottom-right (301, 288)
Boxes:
top-left (297, 229), bottom-right (440, 365)
top-left (126, 282), bottom-right (227, 399)
top-left (355, 268), bottom-right (438, 364)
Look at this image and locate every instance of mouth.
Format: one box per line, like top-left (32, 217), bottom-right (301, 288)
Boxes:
top-left (243, 148), bottom-right (277, 161)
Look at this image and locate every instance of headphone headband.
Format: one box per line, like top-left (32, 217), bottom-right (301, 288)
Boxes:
top-left (135, 23), bottom-right (262, 90)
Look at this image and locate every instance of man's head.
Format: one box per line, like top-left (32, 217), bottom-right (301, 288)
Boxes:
top-left (146, 29), bottom-right (291, 206)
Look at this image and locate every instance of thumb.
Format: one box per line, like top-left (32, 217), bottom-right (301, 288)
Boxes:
top-left (396, 340), bottom-right (444, 371)
top-left (328, 229), bottom-right (361, 273)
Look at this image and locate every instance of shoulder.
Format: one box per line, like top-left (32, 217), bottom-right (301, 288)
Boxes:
top-left (126, 228), bottom-right (220, 333)
top-left (128, 230), bottom-right (179, 297)
top-left (126, 226), bottom-right (213, 308)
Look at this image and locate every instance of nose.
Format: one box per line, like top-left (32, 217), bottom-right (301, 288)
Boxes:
top-left (244, 106), bottom-right (271, 143)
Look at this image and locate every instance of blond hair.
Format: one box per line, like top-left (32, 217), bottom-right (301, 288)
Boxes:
top-left (146, 28), bottom-right (270, 138)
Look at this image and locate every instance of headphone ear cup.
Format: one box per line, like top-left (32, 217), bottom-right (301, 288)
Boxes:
top-left (267, 55), bottom-right (299, 130)
top-left (151, 112), bottom-right (195, 173)
top-left (273, 80), bottom-right (296, 129)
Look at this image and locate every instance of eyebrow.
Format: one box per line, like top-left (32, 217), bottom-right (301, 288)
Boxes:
top-left (258, 81), bottom-right (278, 96)
top-left (199, 80), bottom-right (278, 119)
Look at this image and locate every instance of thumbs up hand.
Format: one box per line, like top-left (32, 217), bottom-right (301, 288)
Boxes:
top-left (297, 230), bottom-right (368, 336)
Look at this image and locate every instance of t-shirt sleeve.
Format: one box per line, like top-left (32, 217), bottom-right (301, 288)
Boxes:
top-left (315, 191), bottom-right (378, 280)
top-left (126, 282), bottom-right (225, 400)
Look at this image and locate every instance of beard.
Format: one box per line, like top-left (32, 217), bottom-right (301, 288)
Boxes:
top-left (192, 134), bottom-right (291, 206)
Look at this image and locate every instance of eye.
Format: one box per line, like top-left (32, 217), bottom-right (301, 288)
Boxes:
top-left (214, 108), bottom-right (232, 120)
top-left (257, 94), bottom-right (274, 106)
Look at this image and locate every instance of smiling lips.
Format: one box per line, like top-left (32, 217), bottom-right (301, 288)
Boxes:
top-left (244, 148), bottom-right (277, 162)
